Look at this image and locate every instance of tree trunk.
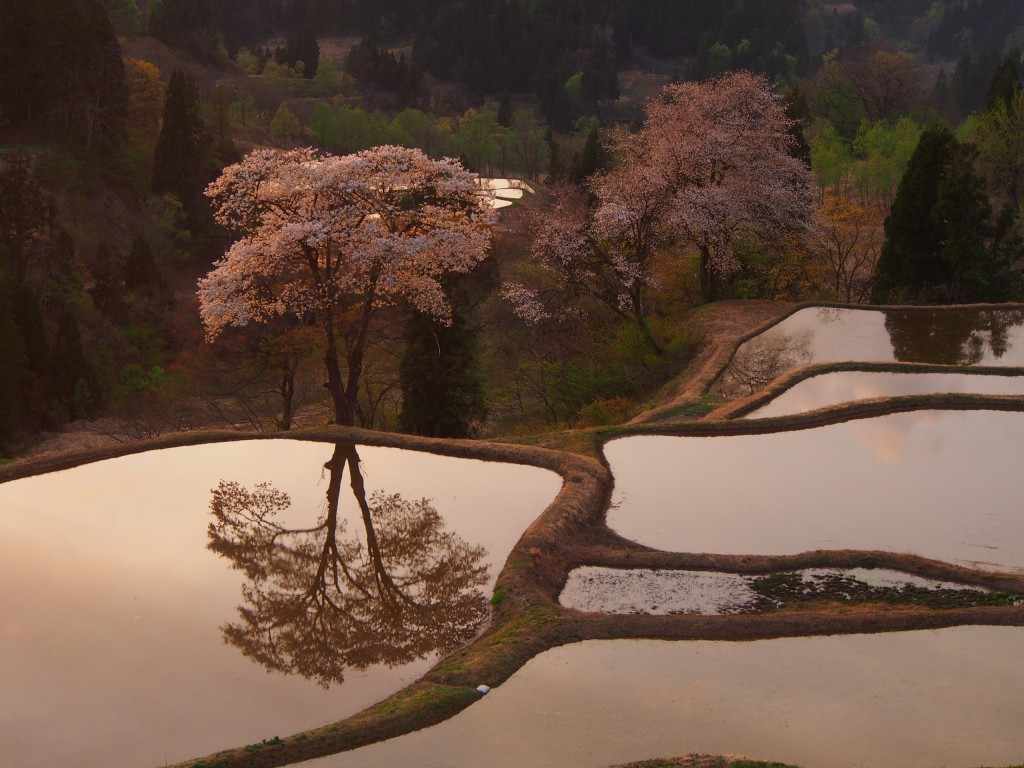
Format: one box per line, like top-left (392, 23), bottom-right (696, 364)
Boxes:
top-left (275, 356), bottom-right (298, 430)
top-left (321, 311), bottom-right (354, 426)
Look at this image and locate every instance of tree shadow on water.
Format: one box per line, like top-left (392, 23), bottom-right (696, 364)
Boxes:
top-left (207, 442), bottom-right (489, 687)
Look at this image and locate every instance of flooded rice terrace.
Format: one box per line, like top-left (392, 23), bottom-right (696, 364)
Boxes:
top-left (605, 410), bottom-right (1024, 571)
top-left (301, 627), bottom-right (1024, 768)
top-left (746, 370), bottom-right (1024, 417)
top-left (0, 440), bottom-right (561, 768)
top-left (716, 306), bottom-right (1024, 399)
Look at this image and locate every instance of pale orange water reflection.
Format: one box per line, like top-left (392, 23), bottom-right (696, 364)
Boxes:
top-left (0, 439), bottom-right (560, 768)
top-left (606, 410), bottom-right (1024, 571)
top-left (747, 370), bottom-right (1024, 418)
top-left (300, 628), bottom-right (1024, 768)
top-left (717, 307), bottom-right (1024, 398)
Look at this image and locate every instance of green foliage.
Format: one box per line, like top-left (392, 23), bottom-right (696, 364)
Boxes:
top-left (851, 117), bottom-right (922, 208)
top-left (809, 119), bottom-right (852, 192)
top-left (555, 320), bottom-right (695, 427)
top-left (269, 103), bottom-right (302, 142)
top-left (874, 124), bottom-right (955, 302)
top-left (50, 307), bottom-right (101, 422)
top-left (874, 124), bottom-right (1023, 304)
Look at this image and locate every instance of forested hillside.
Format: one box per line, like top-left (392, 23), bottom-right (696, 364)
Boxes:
top-left (3, 0), bottom-right (1024, 457)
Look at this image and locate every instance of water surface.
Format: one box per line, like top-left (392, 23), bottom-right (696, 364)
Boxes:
top-left (746, 371), bottom-right (1024, 418)
top-left (299, 627), bottom-right (1024, 768)
top-left (0, 439), bottom-right (560, 768)
top-left (717, 307), bottom-right (1024, 398)
top-left (605, 410), bottom-right (1024, 571)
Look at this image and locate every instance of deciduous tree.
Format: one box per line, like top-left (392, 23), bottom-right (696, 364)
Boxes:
top-left (199, 145), bottom-right (494, 426)
top-left (808, 194), bottom-right (882, 303)
top-left (641, 72), bottom-right (813, 301)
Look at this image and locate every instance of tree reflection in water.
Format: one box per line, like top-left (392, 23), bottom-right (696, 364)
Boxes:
top-left (717, 329), bottom-right (813, 398)
top-left (207, 442), bottom-right (489, 687)
top-left (883, 309), bottom-right (1024, 365)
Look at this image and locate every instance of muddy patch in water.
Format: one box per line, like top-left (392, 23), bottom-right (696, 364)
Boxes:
top-left (559, 566), bottom-right (1014, 615)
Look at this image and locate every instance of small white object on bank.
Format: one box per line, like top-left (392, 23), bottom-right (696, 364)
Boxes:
top-left (475, 684), bottom-right (490, 695)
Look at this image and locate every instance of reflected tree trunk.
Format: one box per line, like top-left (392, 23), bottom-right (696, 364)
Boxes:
top-left (207, 441), bottom-right (489, 687)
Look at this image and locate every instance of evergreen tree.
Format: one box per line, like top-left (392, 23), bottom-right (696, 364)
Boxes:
top-left (286, 26), bottom-right (320, 79)
top-left (124, 234), bottom-right (157, 291)
top-left (986, 56), bottom-right (1022, 112)
top-left (78, 1), bottom-right (129, 148)
top-left (874, 124), bottom-right (1022, 303)
top-left (873, 125), bottom-right (956, 303)
top-left (571, 125), bottom-right (606, 183)
top-left (152, 70), bottom-right (208, 227)
top-left (89, 241), bottom-right (128, 325)
top-left (50, 308), bottom-right (100, 422)
top-left (0, 264), bottom-right (28, 453)
top-left (399, 306), bottom-right (485, 439)
top-left (497, 92), bottom-right (513, 128)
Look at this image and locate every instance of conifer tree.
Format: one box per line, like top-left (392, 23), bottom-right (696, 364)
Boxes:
top-left (152, 70), bottom-right (207, 225)
top-left (399, 305), bottom-right (485, 438)
top-left (50, 308), bottom-right (100, 422)
top-left (874, 124), bottom-right (1022, 303)
top-left (0, 264), bottom-right (28, 452)
top-left (873, 125), bottom-right (954, 302)
top-left (89, 241), bottom-right (128, 325)
top-left (986, 56), bottom-right (1022, 112)
top-left (78, 1), bottom-right (129, 148)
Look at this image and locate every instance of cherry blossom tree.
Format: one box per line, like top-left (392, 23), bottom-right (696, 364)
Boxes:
top-left (641, 71), bottom-right (813, 301)
top-left (199, 145), bottom-right (495, 426)
top-left (510, 71), bottom-right (812, 330)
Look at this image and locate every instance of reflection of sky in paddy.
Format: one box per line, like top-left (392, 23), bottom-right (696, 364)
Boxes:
top-left (747, 370), bottom-right (1024, 418)
top-left (717, 307), bottom-right (1024, 399)
top-left (0, 440), bottom-right (560, 768)
top-left (476, 178), bottom-right (534, 208)
top-left (606, 410), bottom-right (1024, 571)
top-left (302, 627), bottom-right (1024, 768)
top-left (749, 307), bottom-right (1024, 365)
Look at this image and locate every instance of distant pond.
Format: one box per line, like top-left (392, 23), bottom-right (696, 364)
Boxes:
top-left (716, 306), bottom-right (1024, 399)
top-left (0, 439), bottom-right (561, 768)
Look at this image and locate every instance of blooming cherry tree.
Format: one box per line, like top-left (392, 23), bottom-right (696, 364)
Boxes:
top-left (511, 71), bottom-right (812, 327)
top-left (199, 145), bottom-right (494, 425)
top-left (641, 70), bottom-right (813, 300)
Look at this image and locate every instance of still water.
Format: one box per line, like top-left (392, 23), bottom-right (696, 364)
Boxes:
top-left (746, 370), bottom-right (1024, 417)
top-left (0, 439), bottom-right (560, 768)
top-left (298, 627), bottom-right (1024, 768)
top-left (605, 410), bottom-right (1024, 571)
top-left (717, 306), bottom-right (1024, 398)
